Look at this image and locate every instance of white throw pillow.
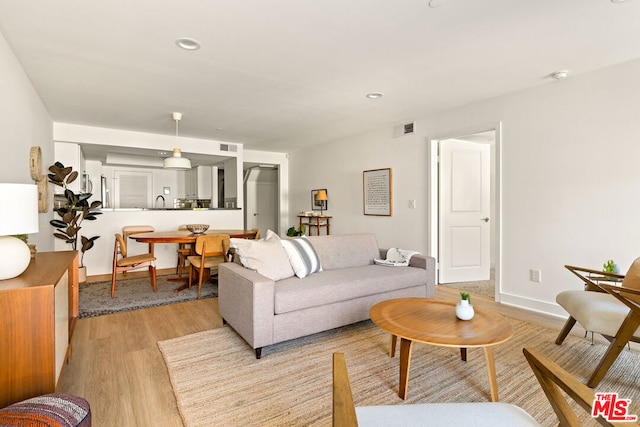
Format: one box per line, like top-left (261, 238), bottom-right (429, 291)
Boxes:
top-left (230, 230), bottom-right (294, 281)
top-left (281, 236), bottom-right (323, 278)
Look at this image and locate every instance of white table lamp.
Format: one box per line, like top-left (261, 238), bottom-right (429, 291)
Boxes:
top-left (0, 183), bottom-right (39, 280)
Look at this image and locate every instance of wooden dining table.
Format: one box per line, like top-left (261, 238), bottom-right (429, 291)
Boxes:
top-left (129, 229), bottom-right (256, 248)
top-left (129, 229), bottom-right (256, 292)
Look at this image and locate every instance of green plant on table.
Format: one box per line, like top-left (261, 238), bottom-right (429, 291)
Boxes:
top-left (603, 259), bottom-right (619, 274)
top-left (460, 292), bottom-right (471, 304)
top-left (286, 224), bottom-right (306, 237)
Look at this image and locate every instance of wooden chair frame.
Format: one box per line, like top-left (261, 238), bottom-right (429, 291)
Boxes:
top-left (333, 349), bottom-right (630, 427)
top-left (111, 233), bottom-right (156, 298)
top-left (556, 264), bottom-right (640, 387)
top-left (188, 235), bottom-right (230, 299)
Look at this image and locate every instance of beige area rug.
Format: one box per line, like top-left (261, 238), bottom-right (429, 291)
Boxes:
top-left (158, 319), bottom-right (640, 427)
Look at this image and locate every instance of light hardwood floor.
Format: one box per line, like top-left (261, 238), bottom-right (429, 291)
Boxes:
top-left (59, 287), bottom-right (570, 426)
top-left (59, 298), bottom-right (222, 426)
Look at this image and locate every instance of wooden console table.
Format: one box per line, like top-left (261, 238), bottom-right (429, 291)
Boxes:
top-left (298, 215), bottom-right (332, 236)
top-left (0, 251), bottom-right (78, 407)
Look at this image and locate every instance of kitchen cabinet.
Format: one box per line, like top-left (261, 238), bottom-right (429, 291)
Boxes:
top-left (185, 166), bottom-right (213, 199)
top-left (0, 251), bottom-right (78, 407)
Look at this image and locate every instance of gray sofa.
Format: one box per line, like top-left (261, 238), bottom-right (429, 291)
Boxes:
top-left (218, 233), bottom-right (436, 358)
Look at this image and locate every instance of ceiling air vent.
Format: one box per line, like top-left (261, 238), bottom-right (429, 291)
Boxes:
top-left (220, 143), bottom-right (237, 152)
top-left (393, 122), bottom-right (415, 138)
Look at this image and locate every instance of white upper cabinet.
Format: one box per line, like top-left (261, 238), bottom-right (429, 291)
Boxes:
top-left (185, 166), bottom-right (213, 199)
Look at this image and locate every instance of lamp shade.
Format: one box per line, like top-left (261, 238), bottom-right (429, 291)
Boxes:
top-left (315, 189), bottom-right (328, 201)
top-left (0, 183), bottom-right (38, 280)
top-left (0, 183), bottom-right (39, 235)
top-left (163, 148), bottom-right (192, 170)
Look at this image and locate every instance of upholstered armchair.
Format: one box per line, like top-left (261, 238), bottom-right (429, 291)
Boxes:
top-left (555, 260), bottom-right (640, 387)
top-left (333, 349), bottom-right (624, 427)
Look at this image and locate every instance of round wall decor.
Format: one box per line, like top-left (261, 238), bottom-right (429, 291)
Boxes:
top-left (29, 146), bottom-right (43, 181)
top-left (37, 177), bottom-right (49, 213)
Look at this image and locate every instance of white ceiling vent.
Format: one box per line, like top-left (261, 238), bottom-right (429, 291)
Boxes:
top-left (220, 143), bottom-right (237, 152)
top-left (393, 122), bottom-right (415, 138)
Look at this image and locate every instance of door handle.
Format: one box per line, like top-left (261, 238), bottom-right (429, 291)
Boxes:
top-left (481, 217), bottom-right (489, 223)
top-left (253, 213), bottom-right (259, 216)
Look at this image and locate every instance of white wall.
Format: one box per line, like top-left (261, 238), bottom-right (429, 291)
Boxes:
top-left (0, 30), bottom-right (54, 251)
top-left (290, 130), bottom-right (428, 251)
top-left (289, 58), bottom-right (640, 317)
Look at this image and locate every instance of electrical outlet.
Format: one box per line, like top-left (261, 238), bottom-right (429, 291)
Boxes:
top-left (529, 269), bottom-right (541, 283)
top-left (409, 200), bottom-right (416, 209)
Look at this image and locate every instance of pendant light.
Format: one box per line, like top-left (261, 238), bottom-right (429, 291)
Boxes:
top-left (163, 112), bottom-right (192, 170)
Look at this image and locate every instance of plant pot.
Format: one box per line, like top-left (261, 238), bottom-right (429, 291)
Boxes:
top-left (78, 266), bottom-right (87, 284)
top-left (455, 299), bottom-right (475, 320)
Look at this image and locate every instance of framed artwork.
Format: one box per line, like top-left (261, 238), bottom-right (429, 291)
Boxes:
top-left (311, 189), bottom-right (328, 211)
top-left (363, 168), bottom-right (392, 216)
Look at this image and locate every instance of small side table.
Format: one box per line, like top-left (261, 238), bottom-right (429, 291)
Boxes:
top-left (298, 215), bottom-right (332, 236)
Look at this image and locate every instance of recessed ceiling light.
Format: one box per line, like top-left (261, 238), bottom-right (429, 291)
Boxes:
top-left (175, 38), bottom-right (201, 51)
top-left (550, 70), bottom-right (569, 80)
top-left (366, 92), bottom-right (384, 99)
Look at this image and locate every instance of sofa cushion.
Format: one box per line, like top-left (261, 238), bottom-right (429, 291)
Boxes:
top-left (306, 233), bottom-right (380, 270)
top-left (231, 230), bottom-right (294, 281)
top-left (274, 265), bottom-right (426, 314)
top-left (281, 236), bottom-right (323, 278)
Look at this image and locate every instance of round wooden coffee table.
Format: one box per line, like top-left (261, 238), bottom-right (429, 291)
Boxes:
top-left (370, 298), bottom-right (513, 401)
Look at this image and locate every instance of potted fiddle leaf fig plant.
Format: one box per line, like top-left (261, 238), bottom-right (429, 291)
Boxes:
top-left (48, 162), bottom-right (102, 280)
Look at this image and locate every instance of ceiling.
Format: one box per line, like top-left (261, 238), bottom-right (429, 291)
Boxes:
top-left (0, 0), bottom-right (639, 153)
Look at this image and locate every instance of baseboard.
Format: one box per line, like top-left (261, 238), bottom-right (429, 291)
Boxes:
top-left (499, 292), bottom-right (568, 318)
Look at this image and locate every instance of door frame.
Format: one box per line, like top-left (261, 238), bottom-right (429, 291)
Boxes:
top-left (427, 122), bottom-right (503, 300)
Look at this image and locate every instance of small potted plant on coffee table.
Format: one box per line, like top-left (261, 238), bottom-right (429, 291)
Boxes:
top-left (456, 292), bottom-right (475, 320)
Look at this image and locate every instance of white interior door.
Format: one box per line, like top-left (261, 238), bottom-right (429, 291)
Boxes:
top-left (254, 182), bottom-right (277, 234)
top-left (439, 140), bottom-right (491, 283)
top-left (245, 168), bottom-right (278, 236)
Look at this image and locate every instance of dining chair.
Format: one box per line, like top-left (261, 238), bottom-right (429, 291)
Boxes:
top-left (251, 228), bottom-right (261, 240)
top-left (555, 259), bottom-right (640, 387)
top-left (111, 233), bottom-right (157, 298)
top-left (122, 225), bottom-right (154, 249)
top-left (176, 226), bottom-right (192, 277)
top-left (333, 349), bottom-right (628, 427)
top-left (187, 234), bottom-right (230, 299)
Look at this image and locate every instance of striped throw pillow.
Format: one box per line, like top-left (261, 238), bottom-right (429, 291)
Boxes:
top-left (281, 236), bottom-right (323, 278)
